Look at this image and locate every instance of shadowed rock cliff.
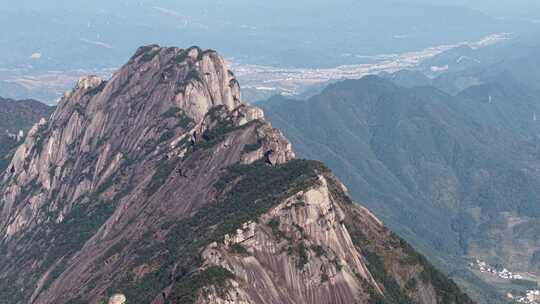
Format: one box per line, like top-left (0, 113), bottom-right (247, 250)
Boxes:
top-left (0, 97), bottom-right (53, 173)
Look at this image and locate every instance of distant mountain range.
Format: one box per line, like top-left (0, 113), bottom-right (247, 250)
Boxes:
top-left (416, 33), bottom-right (540, 94)
top-left (261, 71), bottom-right (540, 302)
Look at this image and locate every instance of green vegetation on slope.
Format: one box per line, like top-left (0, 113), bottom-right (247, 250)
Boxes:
top-left (111, 159), bottom-right (327, 303)
top-left (261, 75), bottom-right (540, 303)
top-left (345, 215), bottom-right (474, 304)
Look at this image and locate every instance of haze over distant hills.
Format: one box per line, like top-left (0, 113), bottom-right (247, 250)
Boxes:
top-left (261, 35), bottom-right (540, 303)
top-left (0, 0), bottom-right (510, 69)
top-left (1, 0), bottom-right (538, 103)
top-left (408, 0), bottom-right (540, 20)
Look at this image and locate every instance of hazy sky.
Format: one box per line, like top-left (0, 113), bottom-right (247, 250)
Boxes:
top-left (1, 0), bottom-right (538, 69)
top-left (2, 0), bottom-right (539, 103)
top-left (5, 0), bottom-right (540, 17)
top-left (408, 0), bottom-right (540, 18)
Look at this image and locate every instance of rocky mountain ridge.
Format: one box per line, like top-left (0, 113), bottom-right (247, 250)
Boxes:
top-left (0, 45), bottom-right (472, 304)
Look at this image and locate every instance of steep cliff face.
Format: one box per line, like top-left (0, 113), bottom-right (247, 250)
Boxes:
top-left (197, 172), bottom-right (468, 304)
top-left (0, 46), bottom-right (472, 304)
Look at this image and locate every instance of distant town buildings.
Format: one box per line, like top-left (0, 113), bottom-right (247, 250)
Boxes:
top-left (471, 259), bottom-right (524, 280)
top-left (471, 259), bottom-right (540, 304)
top-left (516, 290), bottom-right (540, 304)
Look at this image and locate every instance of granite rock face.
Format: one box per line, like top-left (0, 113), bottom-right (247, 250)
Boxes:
top-left (0, 97), bottom-right (53, 172)
top-left (0, 46), bottom-right (472, 304)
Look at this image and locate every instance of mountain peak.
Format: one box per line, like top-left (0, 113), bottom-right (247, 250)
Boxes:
top-left (56, 44), bottom-right (240, 127)
top-left (0, 46), bottom-right (472, 304)
top-left (2, 45), bottom-right (290, 238)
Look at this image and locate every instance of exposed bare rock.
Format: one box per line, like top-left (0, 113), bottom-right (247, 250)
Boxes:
top-left (76, 75), bottom-right (103, 90)
top-left (0, 46), bottom-right (473, 304)
top-left (108, 294), bottom-right (127, 304)
top-left (195, 172), bottom-right (467, 304)
top-left (0, 97), bottom-right (53, 173)
top-left (200, 176), bottom-right (376, 304)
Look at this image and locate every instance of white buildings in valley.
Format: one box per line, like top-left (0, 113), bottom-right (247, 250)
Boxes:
top-left (471, 259), bottom-right (524, 280)
top-left (516, 290), bottom-right (540, 304)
